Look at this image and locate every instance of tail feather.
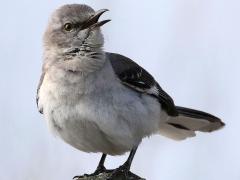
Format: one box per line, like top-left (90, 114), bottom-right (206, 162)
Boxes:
top-left (159, 106), bottom-right (225, 140)
top-left (159, 123), bottom-right (196, 141)
top-left (174, 106), bottom-right (225, 132)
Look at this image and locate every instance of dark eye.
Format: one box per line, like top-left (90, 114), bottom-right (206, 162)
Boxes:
top-left (63, 23), bottom-right (74, 32)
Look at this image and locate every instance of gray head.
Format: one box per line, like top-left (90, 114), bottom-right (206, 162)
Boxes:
top-left (43, 4), bottom-right (110, 73)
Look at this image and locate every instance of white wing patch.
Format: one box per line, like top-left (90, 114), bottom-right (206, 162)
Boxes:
top-left (122, 81), bottom-right (159, 97)
top-left (146, 84), bottom-right (159, 96)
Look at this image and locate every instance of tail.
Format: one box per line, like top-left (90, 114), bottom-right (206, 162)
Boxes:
top-left (159, 106), bottom-right (225, 140)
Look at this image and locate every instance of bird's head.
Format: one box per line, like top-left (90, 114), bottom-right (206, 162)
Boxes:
top-left (43, 4), bottom-right (110, 73)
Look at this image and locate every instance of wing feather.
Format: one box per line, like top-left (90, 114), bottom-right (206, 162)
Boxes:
top-left (107, 52), bottom-right (178, 116)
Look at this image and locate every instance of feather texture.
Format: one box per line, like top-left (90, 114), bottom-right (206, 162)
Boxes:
top-left (107, 52), bottom-right (178, 116)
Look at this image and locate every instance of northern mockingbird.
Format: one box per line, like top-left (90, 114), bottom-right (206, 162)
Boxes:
top-left (37, 4), bottom-right (225, 179)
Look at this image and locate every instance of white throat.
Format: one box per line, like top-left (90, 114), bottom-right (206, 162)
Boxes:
top-left (43, 46), bottom-right (106, 75)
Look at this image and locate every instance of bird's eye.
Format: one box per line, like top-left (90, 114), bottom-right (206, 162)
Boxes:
top-left (63, 23), bottom-right (74, 32)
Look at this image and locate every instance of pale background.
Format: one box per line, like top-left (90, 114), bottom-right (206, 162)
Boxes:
top-left (0, 0), bottom-right (239, 180)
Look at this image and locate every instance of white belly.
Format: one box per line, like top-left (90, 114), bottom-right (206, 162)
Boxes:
top-left (38, 66), bottom-right (162, 155)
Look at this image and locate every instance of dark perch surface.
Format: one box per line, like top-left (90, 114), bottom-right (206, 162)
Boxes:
top-left (74, 170), bottom-right (145, 180)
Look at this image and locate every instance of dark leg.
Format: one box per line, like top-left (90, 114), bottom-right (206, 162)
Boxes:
top-left (73, 153), bottom-right (108, 179)
top-left (122, 147), bottom-right (137, 170)
top-left (108, 146), bottom-right (142, 179)
top-left (94, 153), bottom-right (107, 174)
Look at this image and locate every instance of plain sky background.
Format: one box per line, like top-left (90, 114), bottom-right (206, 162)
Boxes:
top-left (0, 0), bottom-right (239, 180)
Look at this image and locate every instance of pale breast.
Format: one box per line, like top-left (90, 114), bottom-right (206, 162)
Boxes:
top-left (38, 64), bottom-right (162, 155)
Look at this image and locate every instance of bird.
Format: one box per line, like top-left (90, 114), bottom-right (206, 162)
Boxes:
top-left (36, 4), bottom-right (225, 179)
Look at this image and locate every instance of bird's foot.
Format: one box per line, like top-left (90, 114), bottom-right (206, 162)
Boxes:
top-left (73, 166), bottom-right (113, 180)
top-left (107, 165), bottom-right (143, 180)
top-left (93, 164), bottom-right (108, 175)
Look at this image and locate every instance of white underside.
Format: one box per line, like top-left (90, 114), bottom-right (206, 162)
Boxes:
top-left (38, 60), bottom-right (164, 155)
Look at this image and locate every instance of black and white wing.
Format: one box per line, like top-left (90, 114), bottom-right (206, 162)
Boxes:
top-left (107, 52), bottom-right (178, 116)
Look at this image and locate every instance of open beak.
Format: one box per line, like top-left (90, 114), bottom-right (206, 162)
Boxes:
top-left (81, 9), bottom-right (111, 30)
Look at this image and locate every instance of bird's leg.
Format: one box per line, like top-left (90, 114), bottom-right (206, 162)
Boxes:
top-left (121, 147), bottom-right (137, 171)
top-left (108, 146), bottom-right (142, 179)
top-left (94, 153), bottom-right (107, 174)
top-left (73, 153), bottom-right (109, 179)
